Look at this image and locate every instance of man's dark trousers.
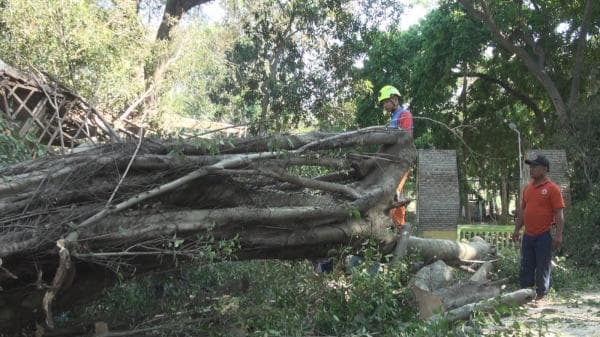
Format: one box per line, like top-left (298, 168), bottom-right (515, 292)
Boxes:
top-left (520, 231), bottom-right (552, 297)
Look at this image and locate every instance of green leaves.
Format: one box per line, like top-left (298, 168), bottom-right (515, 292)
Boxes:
top-left (0, 115), bottom-right (45, 167)
top-left (0, 0), bottom-right (148, 115)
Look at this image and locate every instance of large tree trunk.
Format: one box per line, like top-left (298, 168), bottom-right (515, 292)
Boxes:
top-left (156, 0), bottom-right (212, 40)
top-left (0, 127), bottom-right (416, 331)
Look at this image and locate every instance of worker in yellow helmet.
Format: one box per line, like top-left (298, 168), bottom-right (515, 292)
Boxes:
top-left (378, 85), bottom-right (413, 137)
top-left (378, 85), bottom-right (413, 228)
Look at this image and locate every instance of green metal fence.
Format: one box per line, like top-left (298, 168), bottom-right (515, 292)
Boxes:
top-left (456, 224), bottom-right (517, 249)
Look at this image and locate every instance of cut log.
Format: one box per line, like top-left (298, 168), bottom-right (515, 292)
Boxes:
top-left (414, 281), bottom-right (502, 319)
top-left (429, 288), bottom-right (536, 322)
top-left (407, 236), bottom-right (494, 263)
top-left (470, 261), bottom-right (494, 283)
top-left (412, 260), bottom-right (454, 291)
top-left (412, 258), bottom-right (502, 319)
top-left (391, 223), bottom-right (412, 264)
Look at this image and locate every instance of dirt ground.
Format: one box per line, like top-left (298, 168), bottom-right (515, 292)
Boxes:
top-left (503, 291), bottom-right (600, 336)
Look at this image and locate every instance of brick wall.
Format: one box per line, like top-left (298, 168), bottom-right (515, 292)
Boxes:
top-left (417, 150), bottom-right (460, 230)
top-left (524, 150), bottom-right (571, 206)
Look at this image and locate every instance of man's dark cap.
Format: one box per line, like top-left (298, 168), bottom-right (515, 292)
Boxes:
top-left (525, 154), bottom-right (550, 171)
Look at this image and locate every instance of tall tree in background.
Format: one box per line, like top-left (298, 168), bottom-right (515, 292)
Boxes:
top-left (157, 24), bottom-right (237, 122)
top-left (222, 0), bottom-right (405, 134)
top-left (455, 0), bottom-right (599, 192)
top-left (456, 0), bottom-right (596, 132)
top-left (359, 1), bottom-right (600, 216)
top-left (0, 0), bottom-right (148, 115)
top-left (223, 0), bottom-right (346, 133)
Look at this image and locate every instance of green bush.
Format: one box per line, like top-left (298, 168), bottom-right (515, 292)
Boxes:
top-left (495, 248), bottom-right (521, 287)
top-left (0, 115), bottom-right (45, 167)
top-left (71, 254), bottom-right (561, 337)
top-left (69, 235), bottom-right (578, 337)
top-left (564, 186), bottom-right (600, 267)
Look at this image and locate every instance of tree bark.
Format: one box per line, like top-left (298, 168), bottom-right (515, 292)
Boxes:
top-left (413, 260), bottom-right (498, 319)
top-left (407, 236), bottom-right (494, 263)
top-left (429, 288), bottom-right (536, 322)
top-left (414, 260), bottom-right (518, 320)
top-left (0, 127), bottom-right (418, 331)
top-left (156, 0), bottom-right (212, 40)
top-left (567, 0), bottom-right (594, 112)
top-left (500, 175), bottom-right (509, 223)
top-left (414, 281), bottom-right (502, 319)
top-left (391, 223), bottom-right (412, 264)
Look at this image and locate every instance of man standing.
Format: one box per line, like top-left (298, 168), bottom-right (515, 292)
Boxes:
top-left (512, 154), bottom-right (565, 301)
top-left (378, 85), bottom-right (414, 228)
top-left (378, 85), bottom-right (413, 136)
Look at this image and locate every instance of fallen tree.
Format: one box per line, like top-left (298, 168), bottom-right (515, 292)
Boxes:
top-left (1, 126), bottom-right (419, 331)
top-left (0, 126), bottom-right (505, 333)
top-left (1, 127), bottom-right (415, 260)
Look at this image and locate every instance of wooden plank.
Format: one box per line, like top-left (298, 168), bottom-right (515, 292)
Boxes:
top-left (10, 88), bottom-right (36, 119)
top-left (0, 87), bottom-right (10, 117)
top-left (44, 108), bottom-right (75, 147)
top-left (70, 112), bottom-right (90, 141)
top-left (16, 83), bottom-right (40, 93)
top-left (42, 126), bottom-right (60, 146)
top-left (67, 108), bottom-right (99, 142)
top-left (18, 100), bottom-right (47, 138)
top-left (56, 100), bottom-right (68, 149)
top-left (58, 112), bottom-right (66, 150)
top-left (2, 84), bottom-right (20, 118)
top-left (5, 83), bottom-right (20, 100)
top-left (38, 108), bottom-right (60, 143)
top-left (18, 117), bottom-right (36, 137)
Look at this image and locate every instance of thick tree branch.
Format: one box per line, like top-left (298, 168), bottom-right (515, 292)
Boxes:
top-left (567, 0), bottom-right (594, 111)
top-left (81, 206), bottom-right (353, 242)
top-left (0, 126), bottom-right (416, 332)
top-left (257, 167), bottom-right (362, 200)
top-left (42, 240), bottom-right (72, 329)
top-left (465, 72), bottom-right (546, 132)
top-left (69, 128), bottom-right (403, 237)
top-left (268, 157), bottom-right (352, 170)
top-left (517, 17), bottom-right (545, 68)
top-left (216, 167), bottom-right (361, 199)
top-left (156, 0), bottom-right (211, 40)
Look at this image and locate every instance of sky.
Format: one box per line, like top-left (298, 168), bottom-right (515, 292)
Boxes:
top-left (398, 3), bottom-right (432, 30)
top-left (199, 1), bottom-right (434, 31)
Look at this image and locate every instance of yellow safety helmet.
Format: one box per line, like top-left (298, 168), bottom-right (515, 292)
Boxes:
top-left (377, 85), bottom-right (401, 104)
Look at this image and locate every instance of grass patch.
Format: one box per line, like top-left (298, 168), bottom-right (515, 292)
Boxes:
top-left (72, 259), bottom-right (418, 336)
top-left (62, 244), bottom-right (600, 336)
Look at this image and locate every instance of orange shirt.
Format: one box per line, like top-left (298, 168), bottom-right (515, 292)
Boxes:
top-left (521, 179), bottom-right (565, 235)
top-left (390, 206), bottom-right (406, 226)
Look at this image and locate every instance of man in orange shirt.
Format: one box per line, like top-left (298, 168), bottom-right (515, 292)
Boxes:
top-left (512, 154), bottom-right (565, 302)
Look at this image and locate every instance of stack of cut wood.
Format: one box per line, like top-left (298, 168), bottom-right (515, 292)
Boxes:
top-left (408, 236), bottom-right (536, 322)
